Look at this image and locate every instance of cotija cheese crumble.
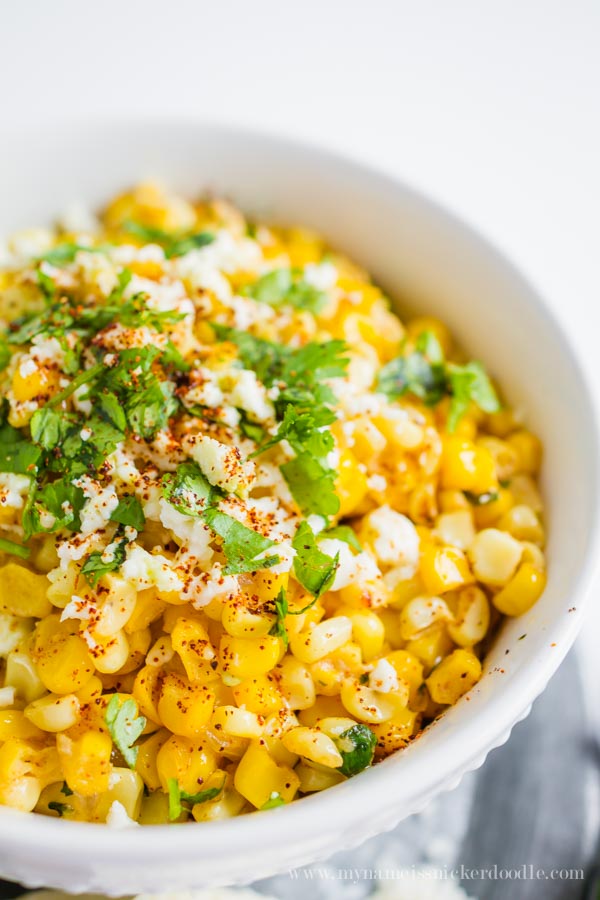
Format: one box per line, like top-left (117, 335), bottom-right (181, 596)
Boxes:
top-left (0, 182), bottom-right (546, 824)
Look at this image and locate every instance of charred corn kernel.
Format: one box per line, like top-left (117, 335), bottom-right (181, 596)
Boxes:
top-left (340, 679), bottom-right (409, 724)
top-left (24, 693), bottom-right (80, 732)
top-left (125, 589), bottom-right (166, 633)
top-left (276, 656), bottom-right (316, 710)
top-left (156, 734), bottom-right (218, 793)
top-left (157, 673), bottom-right (215, 737)
top-left (221, 597), bottom-right (274, 638)
top-left (289, 617), bottom-right (352, 665)
top-left (406, 316), bottom-right (452, 355)
top-left (447, 586), bottom-right (490, 647)
top-left (232, 675), bottom-right (283, 716)
top-left (386, 650), bottom-right (425, 708)
top-left (426, 649), bottom-right (482, 705)
top-left (89, 629), bottom-right (130, 674)
top-left (477, 436), bottom-right (519, 481)
top-left (0, 564), bottom-right (52, 618)
top-left (234, 742), bottom-right (300, 809)
top-left (441, 437), bottom-right (497, 494)
top-left (336, 450), bottom-right (369, 517)
top-left (419, 545), bottom-right (473, 595)
top-left (473, 488), bottom-right (514, 528)
top-left (508, 430), bottom-right (542, 474)
top-left (371, 707), bottom-right (420, 757)
top-left (434, 510), bottom-right (475, 551)
top-left (297, 695), bottom-right (348, 726)
top-left (56, 731), bottom-right (112, 796)
top-left (94, 575), bottom-right (137, 636)
top-left (136, 728), bottom-right (170, 791)
top-left (171, 617), bottom-right (218, 681)
top-left (211, 705), bottom-right (263, 739)
top-left (492, 563), bottom-right (546, 616)
top-left (0, 709), bottom-right (45, 741)
top-left (191, 774), bottom-right (246, 822)
top-left (133, 664), bottom-right (163, 723)
top-left (406, 624), bottom-right (455, 672)
top-left (12, 364), bottom-right (59, 402)
top-left (219, 634), bottom-right (281, 679)
top-left (468, 528), bottom-right (522, 586)
top-left (281, 727), bottom-right (343, 768)
top-left (399, 596), bottom-right (453, 640)
top-left (34, 617), bottom-right (95, 694)
top-left (5, 647), bottom-right (46, 702)
top-left (95, 767), bottom-right (144, 823)
top-left (497, 505), bottom-right (545, 545)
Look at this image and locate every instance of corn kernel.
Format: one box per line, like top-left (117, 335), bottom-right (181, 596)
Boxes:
top-left (211, 705), bottom-right (263, 739)
top-left (340, 679), bottom-right (409, 724)
top-left (281, 726), bottom-right (343, 768)
top-left (157, 673), bottom-right (215, 737)
top-left (426, 649), bottom-right (482, 704)
top-left (0, 564), bottom-right (52, 618)
top-left (420, 545), bottom-right (473, 595)
top-left (289, 617), bottom-right (352, 664)
top-left (508, 430), bottom-right (542, 474)
top-left (492, 563), bottom-right (546, 616)
top-left (234, 742), bottom-right (300, 809)
top-left (24, 693), bottom-right (80, 732)
top-left (232, 675), bottom-right (283, 716)
top-left (468, 528), bottom-right (522, 586)
top-left (156, 734), bottom-right (218, 794)
top-left (219, 634), bottom-right (281, 679)
top-left (441, 437), bottom-right (497, 494)
top-left (447, 586), bottom-right (490, 647)
top-left (56, 731), bottom-right (112, 796)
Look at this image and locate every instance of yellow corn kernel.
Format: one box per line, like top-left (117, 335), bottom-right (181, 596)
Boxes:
top-left (0, 564), bottom-right (52, 618)
top-left (139, 790), bottom-right (170, 825)
top-left (24, 693), bottom-right (80, 732)
top-left (156, 734), bottom-right (218, 794)
top-left (426, 649), bottom-right (482, 705)
top-left (136, 728), bottom-right (170, 791)
top-left (509, 474), bottom-right (543, 514)
top-left (340, 679), bottom-right (409, 724)
top-left (497, 505), bottom-right (545, 546)
top-left (399, 596), bottom-right (453, 640)
top-left (12, 364), bottom-right (59, 403)
top-left (438, 490), bottom-right (470, 513)
top-left (234, 742), bottom-right (300, 809)
top-left (289, 617), bottom-right (352, 665)
top-left (0, 610), bottom-right (32, 656)
top-left (371, 706), bottom-right (420, 758)
top-left (124, 588), bottom-right (166, 634)
top-left (0, 740), bottom-right (45, 811)
top-left (419, 545), bottom-right (473, 595)
top-left (384, 572), bottom-right (424, 610)
top-left (476, 436), bottom-right (519, 482)
top-left (94, 575), bottom-right (137, 636)
top-left (468, 528), bottom-right (522, 586)
top-left (284, 227), bottom-right (324, 266)
top-left (0, 709), bottom-right (45, 742)
top-left (338, 575), bottom-right (390, 610)
top-left (406, 316), bottom-right (452, 356)
top-left (31, 535), bottom-right (60, 574)
top-left (281, 726), bottom-right (343, 768)
top-left (507, 430), bottom-right (542, 474)
top-left (434, 510), bottom-right (475, 551)
top-left (133, 665), bottom-right (163, 724)
top-left (94, 767), bottom-right (144, 823)
top-left (386, 650), bottom-right (425, 708)
top-left (348, 417), bottom-right (387, 462)
top-left (118, 626), bottom-right (152, 675)
top-left (219, 634), bottom-right (281, 680)
top-left (405, 624), bottom-right (455, 672)
top-left (376, 608), bottom-right (404, 650)
top-left (191, 772), bottom-right (246, 822)
top-left (447, 585), bottom-right (490, 647)
top-left (492, 563), bottom-right (546, 616)
top-left (157, 673), bottom-right (215, 737)
top-left (316, 716), bottom-right (359, 739)
top-left (36, 781), bottom-right (81, 819)
top-left (486, 407), bottom-right (521, 437)
top-left (297, 695), bottom-right (348, 726)
top-left (520, 541), bottom-right (546, 569)
top-left (473, 488), bottom-right (514, 528)
top-left (296, 761), bottom-right (346, 793)
top-left (221, 596), bottom-right (274, 638)
top-left (56, 731), bottom-right (112, 796)
top-left (334, 608), bottom-right (384, 661)
top-left (211, 705), bottom-right (263, 739)
top-left (249, 569), bottom-right (289, 604)
top-left (232, 675), bottom-right (283, 716)
top-left (373, 412), bottom-right (424, 452)
top-left (440, 437), bottom-right (497, 494)
top-left (46, 563), bottom-right (79, 609)
top-left (34, 617), bottom-right (95, 694)
top-left (276, 656), bottom-right (315, 710)
top-left (171, 617), bottom-right (217, 681)
top-left (5, 647), bottom-right (46, 702)
top-left (89, 629), bottom-right (130, 674)
top-left (336, 449), bottom-right (369, 518)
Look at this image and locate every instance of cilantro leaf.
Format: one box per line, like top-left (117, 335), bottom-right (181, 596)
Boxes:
top-left (110, 495), bottom-right (145, 530)
top-left (447, 361), bottom-right (500, 431)
top-left (0, 418), bottom-right (40, 474)
top-left (123, 220), bottom-right (215, 258)
top-left (81, 534), bottom-right (128, 586)
top-left (0, 336), bottom-right (10, 372)
top-left (38, 243), bottom-right (106, 266)
top-left (167, 778), bottom-right (224, 821)
top-left (244, 268), bottom-right (327, 313)
top-left (203, 507), bottom-right (280, 575)
top-left (261, 792), bottom-right (286, 810)
top-left (323, 524), bottom-right (362, 552)
top-left (22, 480), bottom-right (85, 539)
top-left (48, 801), bottom-right (72, 817)
top-left (126, 379), bottom-right (179, 438)
top-left (336, 724), bottom-right (377, 776)
top-left (104, 695), bottom-right (146, 769)
top-left (161, 463), bottom-right (214, 517)
top-left (292, 521), bottom-right (339, 598)
top-left (280, 453), bottom-right (340, 518)
top-left (0, 537), bottom-right (30, 559)
top-left (269, 588), bottom-right (290, 647)
top-left (464, 490), bottom-right (499, 506)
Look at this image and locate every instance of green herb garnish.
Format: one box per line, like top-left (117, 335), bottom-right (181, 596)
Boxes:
top-left (336, 723), bottom-right (377, 776)
top-left (104, 695), bottom-right (146, 769)
top-left (167, 777), bottom-right (224, 821)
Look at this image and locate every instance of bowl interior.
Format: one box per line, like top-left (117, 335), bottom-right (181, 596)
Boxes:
top-left (0, 121), bottom-right (597, 893)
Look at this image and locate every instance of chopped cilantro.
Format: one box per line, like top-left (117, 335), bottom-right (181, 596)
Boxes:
top-left (323, 524), bottom-right (362, 552)
top-left (61, 782), bottom-right (73, 796)
top-left (123, 220), bottom-right (215, 258)
top-left (446, 361), bottom-right (500, 432)
top-left (0, 337), bottom-right (10, 372)
top-left (0, 415), bottom-right (40, 475)
top-left (22, 480), bottom-right (85, 540)
top-left (244, 268), bottom-right (327, 313)
top-left (110, 495), bottom-right (145, 530)
top-left (104, 695), bottom-right (146, 769)
top-left (336, 724), bottom-right (377, 776)
top-left (48, 801), bottom-right (72, 817)
top-left (261, 792), bottom-right (286, 810)
top-left (280, 453), bottom-right (340, 517)
top-left (38, 243), bottom-right (106, 266)
top-left (0, 537), bottom-right (30, 559)
top-left (464, 490), bottom-right (499, 506)
top-left (161, 463), bottom-right (214, 517)
top-left (36, 268), bottom-right (56, 300)
top-left (203, 507), bottom-right (280, 575)
top-left (81, 533), bottom-right (129, 587)
top-left (292, 521), bottom-right (339, 598)
top-left (167, 777), bottom-right (224, 821)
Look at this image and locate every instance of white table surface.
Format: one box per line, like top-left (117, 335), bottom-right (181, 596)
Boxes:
top-left (2, 0), bottom-right (600, 707)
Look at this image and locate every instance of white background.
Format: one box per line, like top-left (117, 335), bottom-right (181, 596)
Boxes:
top-left (2, 0), bottom-right (600, 703)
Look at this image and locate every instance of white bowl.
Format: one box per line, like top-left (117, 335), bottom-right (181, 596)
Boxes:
top-left (0, 121), bottom-right (598, 895)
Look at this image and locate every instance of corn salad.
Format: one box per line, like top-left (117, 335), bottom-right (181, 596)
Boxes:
top-left (0, 183), bottom-right (546, 825)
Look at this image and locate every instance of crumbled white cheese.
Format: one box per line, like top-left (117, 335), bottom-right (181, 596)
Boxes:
top-left (121, 546), bottom-right (184, 594)
top-left (183, 433), bottom-right (255, 496)
top-left (0, 685), bottom-right (16, 707)
top-left (227, 369), bottom-right (274, 422)
top-left (0, 612), bottom-right (32, 657)
top-left (76, 478), bottom-right (119, 535)
top-left (159, 498), bottom-right (213, 562)
top-left (361, 505), bottom-right (420, 571)
top-left (368, 658), bottom-right (400, 693)
top-left (105, 800), bottom-right (140, 829)
top-left (0, 473), bottom-right (31, 509)
top-left (318, 539), bottom-right (381, 591)
top-left (185, 563), bottom-right (240, 608)
top-left (303, 261), bottom-right (337, 290)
